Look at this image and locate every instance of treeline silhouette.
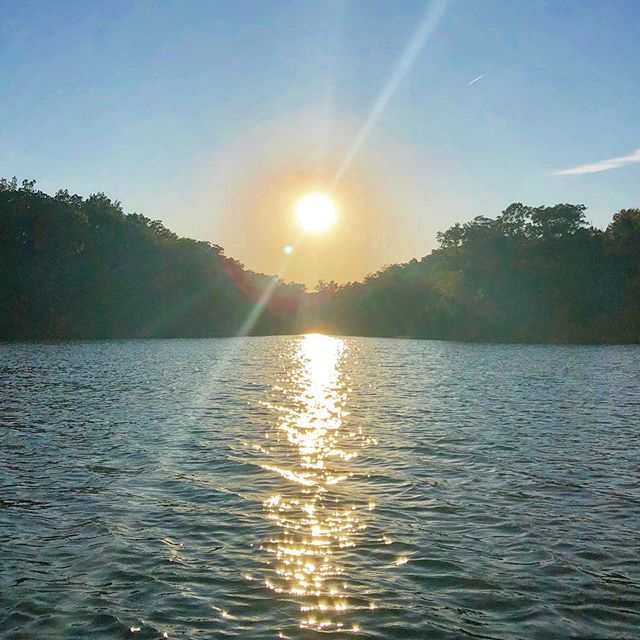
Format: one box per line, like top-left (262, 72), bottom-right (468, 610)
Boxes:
top-left (314, 202), bottom-right (640, 343)
top-left (0, 179), bottom-right (306, 339)
top-left (1, 178), bottom-right (639, 343)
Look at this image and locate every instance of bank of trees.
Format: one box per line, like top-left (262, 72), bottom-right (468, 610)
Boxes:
top-left (313, 203), bottom-right (640, 343)
top-left (1, 179), bottom-right (639, 342)
top-left (0, 179), bottom-right (305, 339)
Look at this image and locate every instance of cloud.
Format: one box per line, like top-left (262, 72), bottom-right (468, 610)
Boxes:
top-left (553, 148), bottom-right (640, 176)
top-left (467, 74), bottom-right (485, 86)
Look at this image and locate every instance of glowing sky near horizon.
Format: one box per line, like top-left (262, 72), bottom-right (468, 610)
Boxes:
top-left (1, 0), bottom-right (639, 286)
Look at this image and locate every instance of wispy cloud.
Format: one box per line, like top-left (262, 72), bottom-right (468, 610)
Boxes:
top-left (467, 74), bottom-right (484, 86)
top-left (553, 148), bottom-right (640, 176)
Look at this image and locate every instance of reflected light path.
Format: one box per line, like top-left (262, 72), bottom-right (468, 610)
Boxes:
top-left (258, 334), bottom-right (375, 634)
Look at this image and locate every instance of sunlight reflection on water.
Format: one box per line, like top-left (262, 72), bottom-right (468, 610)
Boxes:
top-left (4, 339), bottom-right (639, 639)
top-left (259, 334), bottom-right (373, 633)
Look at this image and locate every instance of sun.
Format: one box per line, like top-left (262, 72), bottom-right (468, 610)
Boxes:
top-left (295, 192), bottom-right (338, 234)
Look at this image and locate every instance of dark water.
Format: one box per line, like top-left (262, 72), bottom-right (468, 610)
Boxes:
top-left (1, 336), bottom-right (639, 639)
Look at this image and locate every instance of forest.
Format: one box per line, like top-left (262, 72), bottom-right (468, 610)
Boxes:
top-left (1, 178), bottom-right (639, 343)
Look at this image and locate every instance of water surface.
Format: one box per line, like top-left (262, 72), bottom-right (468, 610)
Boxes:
top-left (1, 336), bottom-right (639, 639)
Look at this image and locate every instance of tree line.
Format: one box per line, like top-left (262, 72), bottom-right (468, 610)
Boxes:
top-left (312, 202), bottom-right (640, 343)
top-left (1, 178), bottom-right (639, 343)
top-left (0, 179), bottom-right (306, 340)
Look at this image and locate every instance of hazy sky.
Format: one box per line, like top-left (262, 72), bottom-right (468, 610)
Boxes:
top-left (1, 0), bottom-right (639, 285)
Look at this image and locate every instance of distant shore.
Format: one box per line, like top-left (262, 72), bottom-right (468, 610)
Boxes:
top-left (2, 182), bottom-right (639, 344)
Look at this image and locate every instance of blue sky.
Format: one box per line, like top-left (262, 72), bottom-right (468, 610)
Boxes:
top-left (1, 0), bottom-right (638, 281)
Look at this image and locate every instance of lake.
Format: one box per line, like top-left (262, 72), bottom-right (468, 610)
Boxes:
top-left (1, 335), bottom-right (639, 639)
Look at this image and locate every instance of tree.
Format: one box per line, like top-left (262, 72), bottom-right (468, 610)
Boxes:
top-left (1, 185), bottom-right (639, 344)
top-left (529, 203), bottom-right (587, 239)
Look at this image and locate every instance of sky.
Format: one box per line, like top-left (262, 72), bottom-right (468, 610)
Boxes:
top-left (1, 0), bottom-right (639, 285)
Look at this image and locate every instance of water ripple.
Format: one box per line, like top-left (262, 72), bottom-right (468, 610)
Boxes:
top-left (1, 338), bottom-right (639, 638)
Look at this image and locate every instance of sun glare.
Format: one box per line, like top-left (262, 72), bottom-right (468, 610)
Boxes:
top-left (295, 192), bottom-right (338, 234)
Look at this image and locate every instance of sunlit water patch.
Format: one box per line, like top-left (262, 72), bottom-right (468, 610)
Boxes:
top-left (250, 334), bottom-right (375, 635)
top-left (1, 337), bottom-right (639, 639)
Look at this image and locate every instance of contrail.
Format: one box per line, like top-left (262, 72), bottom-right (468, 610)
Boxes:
top-left (467, 73), bottom-right (484, 86)
top-left (553, 148), bottom-right (640, 176)
top-left (330, 0), bottom-right (449, 188)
